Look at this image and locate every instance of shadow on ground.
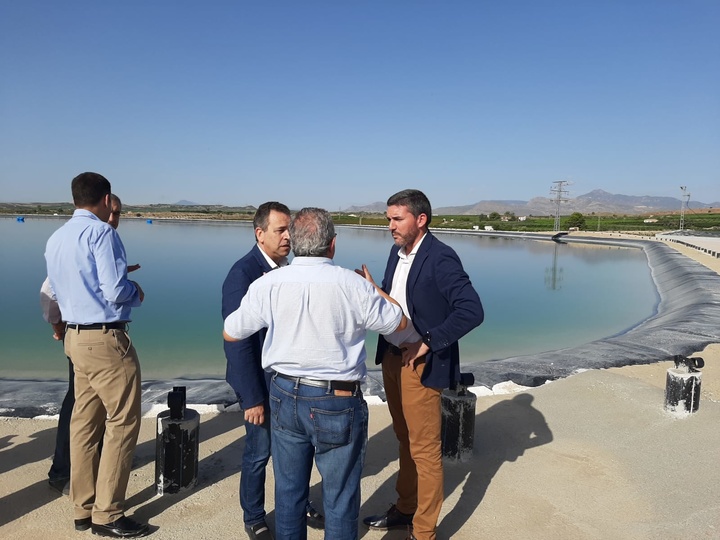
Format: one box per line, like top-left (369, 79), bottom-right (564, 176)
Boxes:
top-left (358, 393), bottom-right (553, 539)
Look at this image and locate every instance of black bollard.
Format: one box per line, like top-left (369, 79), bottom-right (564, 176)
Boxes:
top-left (169, 386), bottom-right (186, 419)
top-left (441, 373), bottom-right (477, 461)
top-left (664, 355), bottom-right (704, 414)
top-left (155, 386), bottom-right (200, 494)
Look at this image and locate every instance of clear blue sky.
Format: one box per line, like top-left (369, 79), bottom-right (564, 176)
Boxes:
top-left (1, 1), bottom-right (718, 209)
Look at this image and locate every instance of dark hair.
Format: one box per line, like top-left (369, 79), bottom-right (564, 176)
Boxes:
top-left (253, 201), bottom-right (291, 232)
top-left (71, 172), bottom-right (111, 208)
top-left (387, 189), bottom-right (432, 225)
top-left (290, 208), bottom-right (335, 257)
top-left (110, 194), bottom-right (122, 208)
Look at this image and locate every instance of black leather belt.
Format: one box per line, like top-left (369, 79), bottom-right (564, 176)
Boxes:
top-left (387, 344), bottom-right (406, 356)
top-left (275, 372), bottom-right (361, 393)
top-left (66, 322), bottom-right (128, 331)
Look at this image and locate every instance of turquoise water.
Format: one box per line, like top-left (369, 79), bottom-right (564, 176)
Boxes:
top-left (0, 216), bottom-right (658, 380)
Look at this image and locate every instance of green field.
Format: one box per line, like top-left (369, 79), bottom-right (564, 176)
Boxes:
top-left (332, 210), bottom-right (720, 232)
top-left (4, 202), bottom-right (720, 232)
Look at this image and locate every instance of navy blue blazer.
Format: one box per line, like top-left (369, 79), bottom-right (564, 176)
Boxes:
top-left (374, 232), bottom-right (484, 389)
top-left (222, 244), bottom-right (273, 408)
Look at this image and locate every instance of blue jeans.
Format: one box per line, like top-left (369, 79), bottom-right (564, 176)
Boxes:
top-left (269, 374), bottom-right (368, 540)
top-left (240, 398), bottom-right (272, 527)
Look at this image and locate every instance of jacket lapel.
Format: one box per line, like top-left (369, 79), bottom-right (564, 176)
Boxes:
top-left (406, 232), bottom-right (433, 313)
top-left (383, 246), bottom-right (401, 293)
top-left (251, 244), bottom-right (273, 274)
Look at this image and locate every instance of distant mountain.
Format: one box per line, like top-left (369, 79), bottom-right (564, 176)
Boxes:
top-left (344, 202), bottom-right (387, 213)
top-left (174, 200), bottom-right (199, 206)
top-left (432, 189), bottom-right (714, 216)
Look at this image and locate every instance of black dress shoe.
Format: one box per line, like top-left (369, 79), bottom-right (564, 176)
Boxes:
top-left (91, 516), bottom-right (150, 538)
top-left (363, 504), bottom-right (414, 530)
top-left (245, 520), bottom-right (273, 540)
top-left (306, 502), bottom-right (325, 530)
top-left (74, 517), bottom-right (92, 531)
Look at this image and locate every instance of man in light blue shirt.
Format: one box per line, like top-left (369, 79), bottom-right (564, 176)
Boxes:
top-left (42, 194), bottom-right (139, 498)
top-left (45, 172), bottom-right (149, 539)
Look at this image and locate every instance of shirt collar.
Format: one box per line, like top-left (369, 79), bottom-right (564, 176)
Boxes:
top-left (73, 208), bottom-right (103, 221)
top-left (290, 257), bottom-right (334, 266)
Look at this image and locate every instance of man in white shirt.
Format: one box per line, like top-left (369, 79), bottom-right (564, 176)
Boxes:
top-left (224, 207), bottom-right (406, 540)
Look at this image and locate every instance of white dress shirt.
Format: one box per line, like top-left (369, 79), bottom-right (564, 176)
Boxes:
top-left (224, 257), bottom-right (403, 381)
top-left (40, 277), bottom-right (62, 324)
top-left (384, 233), bottom-right (426, 347)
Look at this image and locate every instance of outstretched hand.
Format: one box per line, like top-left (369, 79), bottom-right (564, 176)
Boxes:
top-left (354, 264), bottom-right (377, 286)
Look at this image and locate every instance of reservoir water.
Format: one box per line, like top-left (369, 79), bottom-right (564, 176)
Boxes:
top-left (0, 216), bottom-right (658, 381)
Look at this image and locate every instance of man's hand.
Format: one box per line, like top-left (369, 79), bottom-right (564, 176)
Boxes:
top-left (354, 264), bottom-right (377, 286)
top-left (128, 264), bottom-right (141, 273)
top-left (51, 322), bottom-right (65, 341)
top-left (131, 281), bottom-right (145, 302)
top-left (244, 404), bottom-right (265, 425)
top-left (401, 340), bottom-right (430, 370)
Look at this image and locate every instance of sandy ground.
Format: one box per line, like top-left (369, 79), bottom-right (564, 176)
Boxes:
top-left (1, 236), bottom-right (719, 540)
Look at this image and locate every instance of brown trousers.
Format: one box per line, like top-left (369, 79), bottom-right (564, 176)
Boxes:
top-left (65, 326), bottom-right (142, 524)
top-left (382, 350), bottom-right (443, 540)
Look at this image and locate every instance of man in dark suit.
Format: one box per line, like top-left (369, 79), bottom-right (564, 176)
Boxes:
top-left (222, 202), bottom-right (321, 540)
top-left (363, 189), bottom-right (484, 540)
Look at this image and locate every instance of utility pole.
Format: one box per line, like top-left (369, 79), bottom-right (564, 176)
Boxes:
top-left (679, 186), bottom-right (690, 231)
top-left (550, 180), bottom-right (570, 232)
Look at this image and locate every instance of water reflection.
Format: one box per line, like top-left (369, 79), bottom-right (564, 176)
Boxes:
top-left (545, 243), bottom-right (564, 291)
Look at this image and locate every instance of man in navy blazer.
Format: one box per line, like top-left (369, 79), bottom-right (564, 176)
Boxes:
top-left (363, 189), bottom-right (484, 540)
top-left (223, 201), bottom-right (323, 540)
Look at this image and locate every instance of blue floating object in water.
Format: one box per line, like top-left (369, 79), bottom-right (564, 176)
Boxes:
top-left (16, 216), bottom-right (25, 222)
top-left (146, 219), bottom-right (153, 224)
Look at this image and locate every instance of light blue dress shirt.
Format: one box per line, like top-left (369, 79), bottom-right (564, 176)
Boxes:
top-left (45, 209), bottom-right (141, 324)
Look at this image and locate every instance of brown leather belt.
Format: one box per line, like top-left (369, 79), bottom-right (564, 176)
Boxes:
top-left (274, 372), bottom-right (361, 393)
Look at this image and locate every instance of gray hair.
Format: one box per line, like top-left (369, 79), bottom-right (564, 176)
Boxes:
top-left (290, 208), bottom-right (335, 257)
top-left (110, 194), bottom-right (122, 208)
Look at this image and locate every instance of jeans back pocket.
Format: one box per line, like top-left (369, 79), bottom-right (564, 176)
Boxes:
top-left (311, 407), bottom-right (354, 449)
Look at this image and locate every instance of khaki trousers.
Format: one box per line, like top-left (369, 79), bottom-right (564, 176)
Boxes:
top-left (382, 350), bottom-right (443, 540)
top-left (65, 326), bottom-right (142, 524)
